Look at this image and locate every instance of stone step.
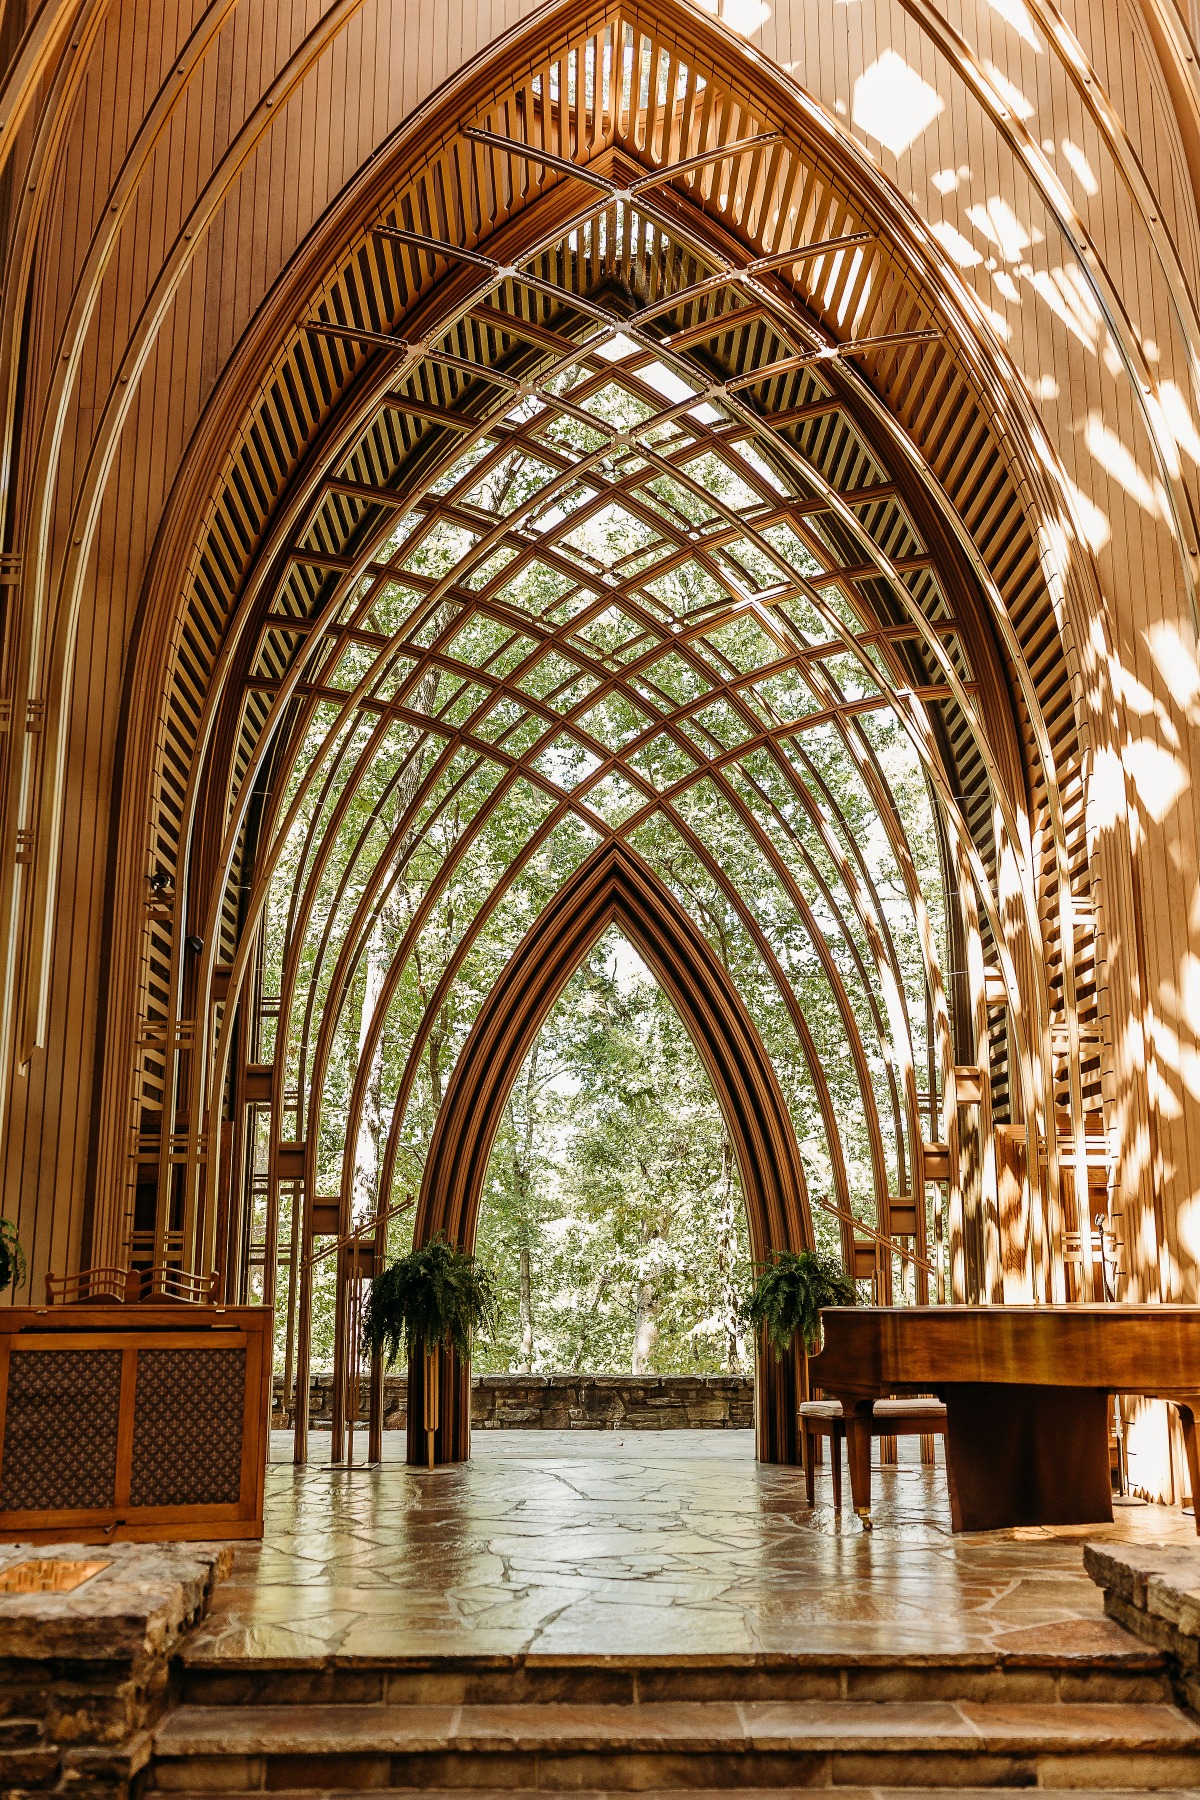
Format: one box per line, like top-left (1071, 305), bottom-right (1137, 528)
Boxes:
top-left (149, 1790), bottom-right (1200, 1800)
top-left (148, 1698), bottom-right (1200, 1792)
top-left (179, 1649), bottom-right (1175, 1710)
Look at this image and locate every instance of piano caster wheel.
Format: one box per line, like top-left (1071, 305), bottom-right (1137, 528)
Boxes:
top-left (856, 1508), bottom-right (873, 1531)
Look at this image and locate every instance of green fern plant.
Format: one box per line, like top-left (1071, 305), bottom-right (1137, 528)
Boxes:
top-left (741, 1249), bottom-right (857, 1358)
top-left (0, 1218), bottom-right (26, 1295)
top-left (362, 1234), bottom-right (498, 1368)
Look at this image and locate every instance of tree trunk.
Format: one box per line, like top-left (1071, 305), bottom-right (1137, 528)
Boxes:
top-left (632, 1276), bottom-right (659, 1372)
top-left (517, 1244), bottom-right (534, 1371)
top-left (510, 1042), bottom-right (539, 1373)
top-left (352, 903), bottom-right (394, 1219)
top-left (714, 1134), bottom-right (746, 1373)
top-left (351, 726), bottom-right (435, 1221)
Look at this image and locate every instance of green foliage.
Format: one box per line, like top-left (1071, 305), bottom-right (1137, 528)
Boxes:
top-left (741, 1249), bottom-right (857, 1358)
top-left (362, 1235), bottom-right (499, 1367)
top-left (0, 1218), bottom-right (25, 1295)
top-left (474, 930), bottom-right (752, 1376)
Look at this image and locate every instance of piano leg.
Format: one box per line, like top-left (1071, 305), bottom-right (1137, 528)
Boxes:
top-left (942, 1384), bottom-right (1112, 1531)
top-left (1169, 1401), bottom-right (1200, 1534)
top-left (840, 1400), bottom-right (875, 1528)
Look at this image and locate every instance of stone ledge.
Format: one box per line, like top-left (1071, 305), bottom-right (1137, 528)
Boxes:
top-left (0, 1542), bottom-right (230, 1662)
top-left (1084, 1541), bottom-right (1200, 1708)
top-left (0, 1542), bottom-right (230, 1800)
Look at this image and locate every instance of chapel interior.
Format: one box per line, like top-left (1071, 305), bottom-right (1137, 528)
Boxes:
top-left (7, 0), bottom-right (1200, 1794)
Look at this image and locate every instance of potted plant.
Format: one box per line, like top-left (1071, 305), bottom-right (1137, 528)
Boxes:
top-left (741, 1248), bottom-right (856, 1361)
top-left (361, 1234), bottom-right (498, 1467)
top-left (0, 1218), bottom-right (25, 1295)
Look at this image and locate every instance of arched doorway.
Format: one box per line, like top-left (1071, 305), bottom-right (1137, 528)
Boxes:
top-left (410, 839), bottom-right (812, 1463)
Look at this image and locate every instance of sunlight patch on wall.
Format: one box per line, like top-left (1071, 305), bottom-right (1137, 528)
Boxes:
top-left (985, 0), bottom-right (1043, 52)
top-left (982, 62), bottom-right (1035, 121)
top-left (851, 52), bottom-right (944, 157)
top-left (965, 196), bottom-right (1035, 262)
top-left (1175, 1192), bottom-right (1200, 1283)
top-left (1150, 1012), bottom-right (1200, 1113)
top-left (1111, 660), bottom-right (1174, 733)
top-left (1155, 381), bottom-right (1200, 472)
top-left (1173, 952), bottom-right (1200, 1051)
top-left (1124, 738), bottom-right (1188, 823)
top-left (1084, 416), bottom-right (1164, 519)
top-left (1088, 746), bottom-right (1126, 831)
top-left (1146, 619), bottom-right (1200, 721)
top-left (1059, 138), bottom-right (1099, 197)
top-left (931, 220), bottom-right (983, 268)
top-left (1061, 473), bottom-right (1111, 552)
top-left (975, 296), bottom-right (1013, 340)
top-left (1026, 265), bottom-right (1101, 353)
top-left (1148, 1028), bottom-right (1185, 1118)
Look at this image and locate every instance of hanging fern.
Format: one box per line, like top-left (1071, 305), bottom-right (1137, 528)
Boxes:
top-left (362, 1235), bottom-right (499, 1368)
top-left (0, 1218), bottom-right (26, 1295)
top-left (740, 1249), bottom-right (857, 1358)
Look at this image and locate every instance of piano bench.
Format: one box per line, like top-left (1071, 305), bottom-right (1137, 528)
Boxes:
top-left (798, 1397), bottom-right (948, 1509)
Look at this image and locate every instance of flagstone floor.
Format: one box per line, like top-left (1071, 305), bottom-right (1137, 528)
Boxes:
top-left (184, 1430), bottom-right (1198, 1667)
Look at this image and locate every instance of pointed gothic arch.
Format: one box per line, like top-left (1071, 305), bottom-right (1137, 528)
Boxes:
top-left (408, 838), bottom-right (814, 1463)
top-left (93, 0), bottom-right (1090, 1325)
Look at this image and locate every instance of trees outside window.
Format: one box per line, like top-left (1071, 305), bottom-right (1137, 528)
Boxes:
top-left (473, 928), bottom-right (752, 1377)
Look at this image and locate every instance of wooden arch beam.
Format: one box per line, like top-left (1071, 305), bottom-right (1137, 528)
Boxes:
top-left (408, 837), bottom-right (813, 1466)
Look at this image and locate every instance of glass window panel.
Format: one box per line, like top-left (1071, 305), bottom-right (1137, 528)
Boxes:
top-left (496, 560), bottom-right (576, 614)
top-left (641, 559), bottom-right (727, 618)
top-left (533, 732), bottom-right (603, 791)
top-left (462, 546), bottom-right (520, 592)
top-left (368, 580), bottom-right (423, 636)
top-left (631, 649), bottom-right (712, 708)
top-left (678, 450), bottom-right (762, 513)
top-left (701, 616), bottom-right (781, 676)
top-left (681, 698), bottom-right (754, 752)
top-left (627, 733), bottom-right (701, 791)
top-left (578, 769), bottom-right (646, 826)
top-left (402, 520), bottom-right (481, 576)
top-left (560, 502), bottom-right (660, 570)
top-left (575, 692), bottom-right (653, 751)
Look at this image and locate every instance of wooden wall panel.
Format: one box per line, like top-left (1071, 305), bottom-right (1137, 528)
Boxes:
top-left (724, 0), bottom-right (1200, 1294)
top-left (0, 0), bottom-right (548, 1295)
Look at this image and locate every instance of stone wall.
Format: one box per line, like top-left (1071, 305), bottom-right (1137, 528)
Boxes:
top-left (472, 1374), bottom-right (753, 1430)
top-left (273, 1373), bottom-right (753, 1431)
top-left (0, 1543), bottom-right (229, 1800)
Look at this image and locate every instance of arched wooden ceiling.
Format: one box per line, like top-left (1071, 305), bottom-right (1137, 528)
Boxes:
top-left (70, 0), bottom-right (1113, 1324)
top-left (7, 0), bottom-right (1200, 1336)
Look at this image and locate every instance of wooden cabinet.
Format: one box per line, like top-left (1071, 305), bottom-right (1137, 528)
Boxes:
top-left (0, 1306), bottom-right (272, 1542)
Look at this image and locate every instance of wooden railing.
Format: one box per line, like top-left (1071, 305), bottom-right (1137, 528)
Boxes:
top-left (45, 1264), bottom-right (219, 1306)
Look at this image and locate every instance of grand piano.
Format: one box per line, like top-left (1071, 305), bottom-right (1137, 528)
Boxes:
top-left (808, 1304), bottom-right (1200, 1531)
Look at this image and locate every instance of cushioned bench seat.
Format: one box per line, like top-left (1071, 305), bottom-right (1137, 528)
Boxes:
top-left (798, 1396), bottom-right (947, 1509)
